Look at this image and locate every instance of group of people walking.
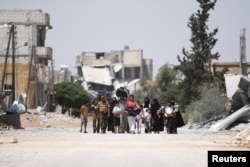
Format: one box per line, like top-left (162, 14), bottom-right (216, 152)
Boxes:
top-left (79, 91), bottom-right (185, 134)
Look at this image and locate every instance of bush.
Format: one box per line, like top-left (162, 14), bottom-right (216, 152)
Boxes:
top-left (185, 84), bottom-right (226, 123)
top-left (71, 108), bottom-right (80, 117)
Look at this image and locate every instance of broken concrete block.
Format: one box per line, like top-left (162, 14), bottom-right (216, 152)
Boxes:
top-left (238, 76), bottom-right (250, 92)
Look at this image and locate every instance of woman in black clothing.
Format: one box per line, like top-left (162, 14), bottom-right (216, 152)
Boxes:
top-left (151, 98), bottom-right (163, 133)
top-left (108, 97), bottom-right (117, 132)
top-left (171, 100), bottom-right (185, 134)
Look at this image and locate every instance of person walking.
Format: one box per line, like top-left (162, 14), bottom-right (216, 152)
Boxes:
top-left (171, 100), bottom-right (185, 134)
top-left (91, 92), bottom-right (101, 133)
top-left (142, 97), bottom-right (151, 133)
top-left (97, 95), bottom-right (110, 134)
top-left (118, 95), bottom-right (128, 133)
top-left (135, 106), bottom-right (144, 134)
top-left (79, 101), bottom-right (89, 133)
top-left (151, 98), bottom-right (163, 133)
top-left (112, 101), bottom-right (121, 133)
top-left (108, 97), bottom-right (117, 133)
top-left (125, 94), bottom-right (140, 134)
top-left (144, 108), bottom-right (152, 133)
top-left (163, 101), bottom-right (174, 134)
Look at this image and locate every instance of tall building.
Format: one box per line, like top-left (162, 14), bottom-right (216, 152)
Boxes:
top-left (0, 9), bottom-right (53, 110)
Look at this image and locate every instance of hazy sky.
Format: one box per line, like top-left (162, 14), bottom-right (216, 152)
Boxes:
top-left (1, 0), bottom-right (249, 78)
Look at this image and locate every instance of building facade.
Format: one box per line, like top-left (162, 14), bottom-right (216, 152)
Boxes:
top-left (0, 9), bottom-right (53, 110)
top-left (75, 47), bottom-right (153, 98)
top-left (212, 62), bottom-right (250, 75)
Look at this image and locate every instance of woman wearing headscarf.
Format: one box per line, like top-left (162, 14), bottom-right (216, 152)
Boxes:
top-left (151, 98), bottom-right (163, 133)
top-left (171, 100), bottom-right (185, 134)
top-left (108, 97), bottom-right (117, 133)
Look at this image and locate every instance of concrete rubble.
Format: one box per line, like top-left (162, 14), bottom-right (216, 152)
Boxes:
top-left (209, 76), bottom-right (250, 131)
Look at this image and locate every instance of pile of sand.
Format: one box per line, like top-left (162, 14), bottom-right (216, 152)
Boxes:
top-left (232, 127), bottom-right (250, 147)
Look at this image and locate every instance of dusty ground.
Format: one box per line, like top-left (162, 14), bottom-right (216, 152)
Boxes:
top-left (0, 111), bottom-right (250, 167)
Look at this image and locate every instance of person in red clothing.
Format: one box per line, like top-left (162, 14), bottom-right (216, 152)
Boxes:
top-left (125, 94), bottom-right (140, 134)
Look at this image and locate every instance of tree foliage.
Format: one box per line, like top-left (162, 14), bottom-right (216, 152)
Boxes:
top-left (155, 63), bottom-right (177, 92)
top-left (175, 0), bottom-right (220, 105)
top-left (158, 88), bottom-right (183, 103)
top-left (134, 79), bottom-right (160, 104)
top-left (54, 82), bottom-right (91, 114)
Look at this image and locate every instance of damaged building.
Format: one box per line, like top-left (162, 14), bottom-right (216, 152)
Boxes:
top-left (0, 9), bottom-right (53, 112)
top-left (209, 29), bottom-right (250, 131)
top-left (75, 47), bottom-right (153, 99)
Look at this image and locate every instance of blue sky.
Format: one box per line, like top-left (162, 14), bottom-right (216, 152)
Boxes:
top-left (1, 0), bottom-right (249, 78)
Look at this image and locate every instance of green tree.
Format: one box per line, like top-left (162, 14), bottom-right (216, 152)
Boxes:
top-left (54, 82), bottom-right (91, 114)
top-left (134, 80), bottom-right (160, 104)
top-left (155, 63), bottom-right (177, 92)
top-left (158, 88), bottom-right (182, 103)
top-left (212, 65), bottom-right (229, 94)
top-left (175, 0), bottom-right (220, 105)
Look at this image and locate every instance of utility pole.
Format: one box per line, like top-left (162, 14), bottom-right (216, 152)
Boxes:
top-left (240, 28), bottom-right (247, 76)
top-left (1, 24), bottom-right (16, 104)
top-left (208, 49), bottom-right (211, 89)
top-left (11, 25), bottom-right (16, 103)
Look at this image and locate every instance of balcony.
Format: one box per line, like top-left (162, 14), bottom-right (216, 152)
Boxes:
top-left (36, 46), bottom-right (53, 60)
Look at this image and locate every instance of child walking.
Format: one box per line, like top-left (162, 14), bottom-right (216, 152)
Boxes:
top-left (135, 107), bottom-right (144, 134)
top-left (144, 108), bottom-right (152, 133)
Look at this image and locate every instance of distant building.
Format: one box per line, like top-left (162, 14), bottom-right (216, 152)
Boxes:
top-left (0, 9), bottom-right (53, 110)
top-left (212, 62), bottom-right (250, 76)
top-left (53, 65), bottom-right (72, 83)
top-left (75, 47), bottom-right (153, 99)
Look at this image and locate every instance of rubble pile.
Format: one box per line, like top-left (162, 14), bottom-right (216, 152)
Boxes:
top-left (232, 127), bottom-right (250, 148)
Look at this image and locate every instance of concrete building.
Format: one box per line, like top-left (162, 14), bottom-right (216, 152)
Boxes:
top-left (212, 61), bottom-right (250, 99)
top-left (212, 62), bottom-right (250, 75)
top-left (75, 47), bottom-right (153, 99)
top-left (0, 9), bottom-right (53, 111)
top-left (53, 65), bottom-right (72, 84)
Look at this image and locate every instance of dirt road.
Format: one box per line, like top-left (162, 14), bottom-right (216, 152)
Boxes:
top-left (0, 112), bottom-right (249, 167)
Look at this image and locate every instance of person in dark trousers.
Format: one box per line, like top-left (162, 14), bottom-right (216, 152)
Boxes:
top-left (171, 100), bottom-right (185, 133)
top-left (171, 100), bottom-right (178, 134)
top-left (97, 95), bottom-right (110, 134)
top-left (163, 101), bottom-right (174, 134)
top-left (91, 92), bottom-right (101, 133)
top-left (108, 97), bottom-right (117, 133)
